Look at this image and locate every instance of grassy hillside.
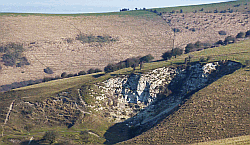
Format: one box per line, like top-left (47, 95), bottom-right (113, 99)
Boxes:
top-left (0, 37), bottom-right (249, 145)
top-left (152, 0), bottom-right (250, 13)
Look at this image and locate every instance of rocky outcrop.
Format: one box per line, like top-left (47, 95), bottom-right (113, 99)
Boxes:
top-left (92, 61), bottom-right (241, 124)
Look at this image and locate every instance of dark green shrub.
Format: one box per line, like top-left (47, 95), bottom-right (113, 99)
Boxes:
top-left (162, 51), bottom-right (172, 60)
top-left (218, 30), bottom-right (227, 35)
top-left (94, 68), bottom-right (102, 73)
top-left (180, 9), bottom-right (183, 13)
top-left (236, 32), bottom-right (246, 38)
top-left (117, 62), bottom-right (126, 69)
top-left (44, 67), bottom-right (53, 74)
top-left (140, 54), bottom-right (154, 63)
top-left (246, 30), bottom-right (250, 37)
top-left (171, 48), bottom-right (183, 58)
top-left (194, 41), bottom-right (203, 48)
top-left (216, 40), bottom-right (224, 45)
top-left (200, 8), bottom-right (204, 11)
top-left (224, 36), bottom-right (236, 44)
top-left (104, 63), bottom-right (117, 73)
top-left (185, 43), bottom-right (195, 54)
top-left (67, 74), bottom-right (74, 78)
top-left (78, 71), bottom-right (86, 76)
top-left (61, 72), bottom-right (67, 78)
top-left (42, 131), bottom-right (57, 144)
top-left (125, 57), bottom-right (140, 68)
top-left (87, 68), bottom-right (96, 74)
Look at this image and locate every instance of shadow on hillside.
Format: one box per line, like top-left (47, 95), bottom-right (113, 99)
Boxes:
top-left (104, 61), bottom-right (242, 144)
top-left (93, 73), bottom-right (105, 78)
top-left (20, 140), bottom-right (45, 145)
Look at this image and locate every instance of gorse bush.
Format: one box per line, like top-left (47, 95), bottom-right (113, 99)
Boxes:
top-left (78, 71), bottom-right (86, 76)
top-left (236, 32), bottom-right (246, 38)
top-left (76, 33), bottom-right (117, 43)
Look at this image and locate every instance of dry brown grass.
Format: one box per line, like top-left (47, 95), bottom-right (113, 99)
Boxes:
top-left (1, 12), bottom-right (250, 88)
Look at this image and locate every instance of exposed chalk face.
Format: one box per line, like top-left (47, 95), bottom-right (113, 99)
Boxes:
top-left (92, 61), bottom-right (241, 123)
